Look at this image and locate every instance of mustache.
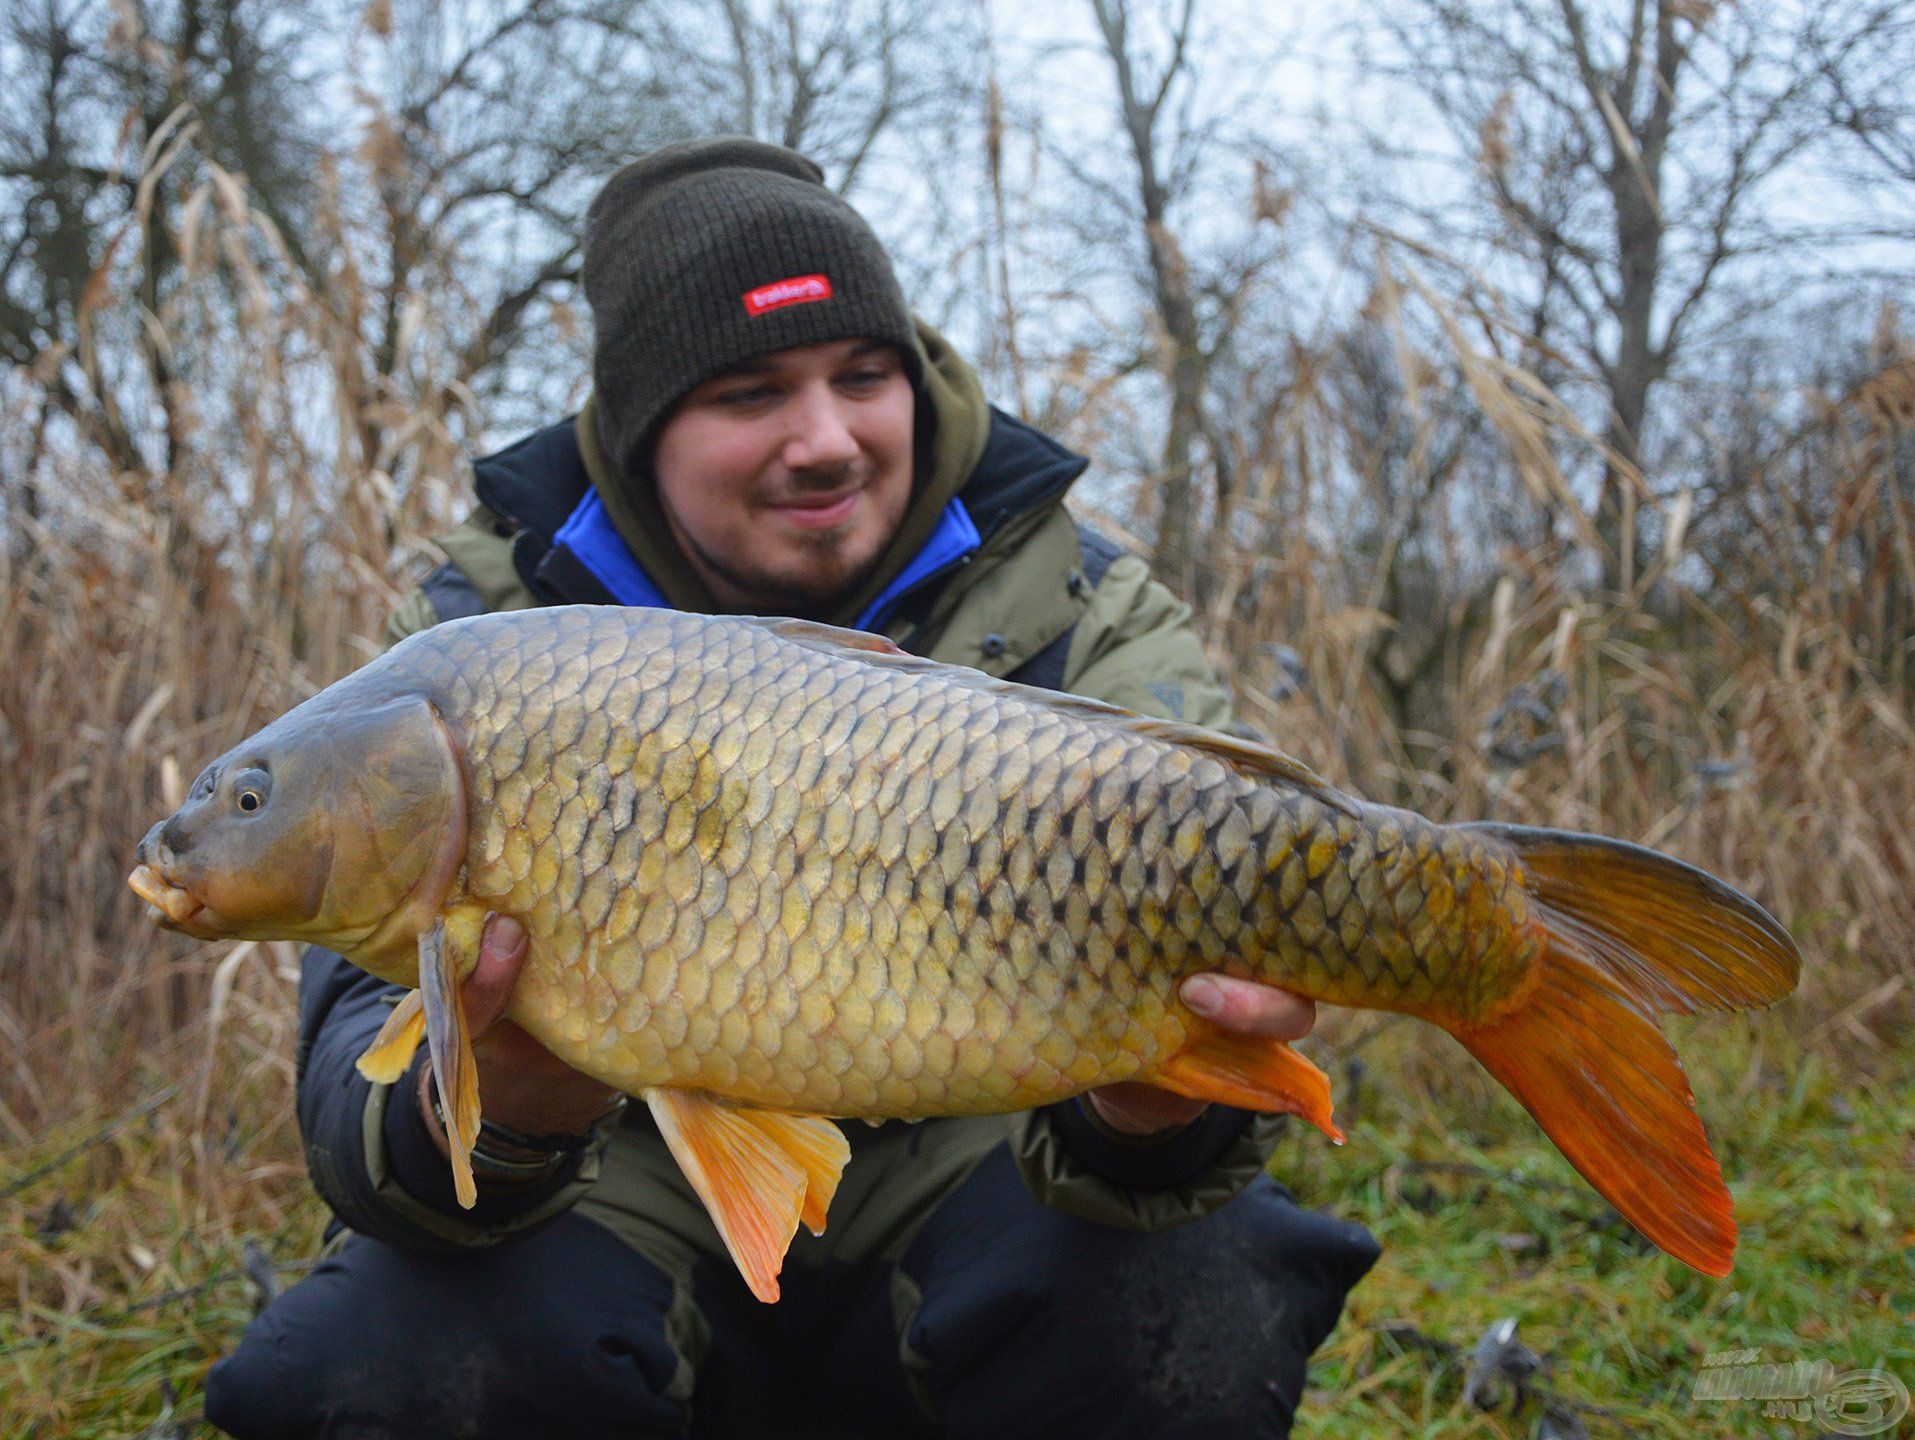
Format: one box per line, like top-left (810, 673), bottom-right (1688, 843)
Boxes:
top-left (776, 461), bottom-right (861, 497)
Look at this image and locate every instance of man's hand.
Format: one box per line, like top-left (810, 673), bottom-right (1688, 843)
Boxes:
top-left (416, 915), bottom-right (623, 1155)
top-left (1082, 975), bottom-right (1317, 1137)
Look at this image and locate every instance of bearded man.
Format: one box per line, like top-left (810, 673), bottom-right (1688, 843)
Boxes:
top-left (205, 137), bottom-right (1380, 1440)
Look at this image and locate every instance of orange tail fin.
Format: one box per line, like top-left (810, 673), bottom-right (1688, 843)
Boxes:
top-left (1451, 826), bottom-right (1801, 1276)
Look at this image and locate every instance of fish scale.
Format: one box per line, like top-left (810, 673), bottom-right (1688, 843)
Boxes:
top-left (387, 607), bottom-right (1516, 1116)
top-left (132, 604), bottom-right (1801, 1294)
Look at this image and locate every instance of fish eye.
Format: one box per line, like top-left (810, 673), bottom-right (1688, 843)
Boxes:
top-left (232, 767), bottom-right (272, 815)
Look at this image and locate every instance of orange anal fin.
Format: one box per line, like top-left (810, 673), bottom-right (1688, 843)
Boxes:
top-left (419, 921), bottom-right (480, 1209)
top-left (1457, 955), bottom-right (1738, 1277)
top-left (646, 1089), bottom-right (845, 1303)
top-left (355, 990), bottom-right (426, 1084)
top-left (1154, 1027), bottom-right (1343, 1144)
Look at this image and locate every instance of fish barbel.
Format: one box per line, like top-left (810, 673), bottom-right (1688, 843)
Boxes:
top-left (128, 607), bottom-right (1799, 1299)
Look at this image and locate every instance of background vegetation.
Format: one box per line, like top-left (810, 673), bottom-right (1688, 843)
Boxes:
top-left (3, 1), bottom-right (1910, 1435)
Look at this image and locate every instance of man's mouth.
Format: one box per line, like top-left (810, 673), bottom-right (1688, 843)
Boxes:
top-left (767, 486), bottom-right (861, 531)
top-left (128, 863), bottom-right (212, 930)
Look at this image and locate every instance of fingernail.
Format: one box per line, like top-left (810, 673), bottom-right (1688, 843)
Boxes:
top-left (1183, 977), bottom-right (1222, 1018)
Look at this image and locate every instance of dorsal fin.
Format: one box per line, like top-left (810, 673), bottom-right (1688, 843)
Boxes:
top-left (742, 615), bottom-right (1341, 804)
top-left (1126, 717), bottom-right (1335, 795)
top-left (751, 616), bottom-right (914, 659)
top-left (745, 616), bottom-right (1143, 726)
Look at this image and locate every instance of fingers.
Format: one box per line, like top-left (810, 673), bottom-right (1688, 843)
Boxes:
top-left (1180, 973), bottom-right (1317, 1041)
top-left (419, 914), bottom-right (622, 1142)
top-left (459, 914), bottom-right (529, 1038)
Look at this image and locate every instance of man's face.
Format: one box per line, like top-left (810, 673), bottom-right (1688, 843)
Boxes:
top-left (651, 337), bottom-right (915, 618)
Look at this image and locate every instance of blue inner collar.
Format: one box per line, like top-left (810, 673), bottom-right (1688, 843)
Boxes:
top-left (551, 488), bottom-right (980, 631)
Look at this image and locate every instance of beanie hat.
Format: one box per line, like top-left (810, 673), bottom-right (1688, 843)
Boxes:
top-left (582, 136), bottom-right (922, 482)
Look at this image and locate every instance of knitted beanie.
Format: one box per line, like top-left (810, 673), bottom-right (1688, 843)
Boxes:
top-left (582, 136), bottom-right (921, 481)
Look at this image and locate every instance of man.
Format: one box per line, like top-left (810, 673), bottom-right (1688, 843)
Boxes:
top-left (205, 137), bottom-right (1379, 1439)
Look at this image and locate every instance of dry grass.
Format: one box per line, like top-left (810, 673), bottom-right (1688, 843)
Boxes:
top-left (2, 136), bottom-right (1910, 1435)
top-left (1, 146), bottom-right (474, 1134)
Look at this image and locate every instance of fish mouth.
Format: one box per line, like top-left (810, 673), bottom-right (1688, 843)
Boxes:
top-left (127, 863), bottom-right (224, 936)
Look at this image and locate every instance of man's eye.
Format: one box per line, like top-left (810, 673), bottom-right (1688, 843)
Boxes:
top-left (841, 368), bottom-right (890, 389)
top-left (717, 386), bottom-right (775, 407)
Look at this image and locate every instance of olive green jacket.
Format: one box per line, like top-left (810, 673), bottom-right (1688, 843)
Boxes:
top-left (346, 323), bottom-right (1286, 1268)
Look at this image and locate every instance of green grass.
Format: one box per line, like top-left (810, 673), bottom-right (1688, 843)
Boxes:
top-left (5, 1015), bottom-right (1911, 1438)
top-left (1285, 1016), bottom-right (1915, 1438)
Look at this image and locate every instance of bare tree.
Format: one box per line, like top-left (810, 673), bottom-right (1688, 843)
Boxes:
top-left (1814, 0), bottom-right (1915, 246)
top-left (1377, 0), bottom-right (1895, 589)
top-left (1077, 0), bottom-right (1290, 602)
top-left (0, 0), bottom-right (662, 486)
top-left (1, 0), bottom-right (326, 481)
top-left (623, 0), bottom-right (969, 191)
top-left (1086, 0), bottom-right (1205, 592)
top-left (335, 0), bottom-right (677, 450)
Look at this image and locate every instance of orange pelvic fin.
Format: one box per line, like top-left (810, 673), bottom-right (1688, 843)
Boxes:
top-left (1154, 1025), bottom-right (1344, 1144)
top-left (1453, 826), bottom-right (1802, 1278)
top-left (356, 989), bottom-right (427, 1084)
top-left (746, 1109), bottom-right (852, 1236)
top-left (644, 1088), bottom-right (850, 1303)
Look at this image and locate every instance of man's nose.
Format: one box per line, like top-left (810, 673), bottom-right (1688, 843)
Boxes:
top-left (780, 385), bottom-right (860, 472)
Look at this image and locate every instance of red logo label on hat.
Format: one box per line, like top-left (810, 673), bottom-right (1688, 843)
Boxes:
top-left (743, 273), bottom-right (834, 316)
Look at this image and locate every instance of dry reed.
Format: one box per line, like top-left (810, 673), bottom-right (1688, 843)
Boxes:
top-left (3, 133), bottom-right (1909, 1159)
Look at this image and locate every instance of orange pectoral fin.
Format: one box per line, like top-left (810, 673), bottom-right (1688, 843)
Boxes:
top-left (355, 990), bottom-right (426, 1084)
top-left (644, 1089), bottom-right (849, 1303)
top-left (1154, 1027), bottom-right (1344, 1144)
top-left (418, 921), bottom-right (480, 1209)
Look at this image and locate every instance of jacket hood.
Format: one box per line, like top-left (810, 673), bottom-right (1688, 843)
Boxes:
top-left (576, 316), bottom-right (992, 628)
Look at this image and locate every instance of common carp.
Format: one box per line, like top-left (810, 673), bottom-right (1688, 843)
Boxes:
top-left (129, 607), bottom-right (1799, 1299)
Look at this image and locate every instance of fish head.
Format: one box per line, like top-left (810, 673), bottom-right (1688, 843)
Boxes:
top-left (128, 693), bottom-right (466, 964)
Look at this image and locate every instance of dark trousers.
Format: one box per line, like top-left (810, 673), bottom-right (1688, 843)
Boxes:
top-left (205, 1148), bottom-right (1379, 1439)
